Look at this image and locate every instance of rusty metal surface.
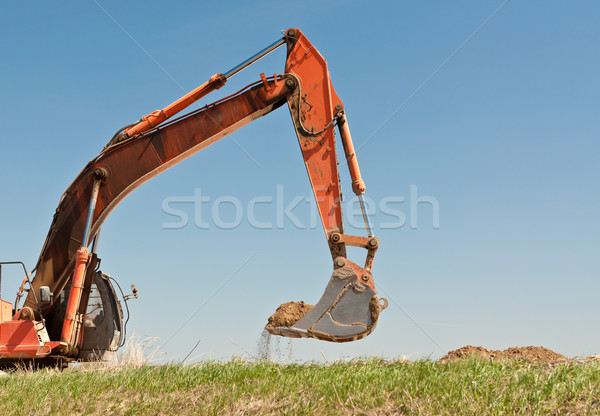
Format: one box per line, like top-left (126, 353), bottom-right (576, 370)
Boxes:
top-left (284, 29), bottom-right (345, 243)
top-left (25, 80), bottom-right (288, 313)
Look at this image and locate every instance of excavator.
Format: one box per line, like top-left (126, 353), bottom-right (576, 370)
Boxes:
top-left (0, 28), bottom-right (387, 366)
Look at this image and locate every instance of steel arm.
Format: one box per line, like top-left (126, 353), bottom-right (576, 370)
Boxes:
top-left (283, 29), bottom-right (378, 269)
top-left (24, 28), bottom-right (382, 346)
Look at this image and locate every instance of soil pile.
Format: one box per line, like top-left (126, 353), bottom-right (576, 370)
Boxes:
top-left (266, 301), bottom-right (313, 328)
top-left (440, 345), bottom-right (567, 364)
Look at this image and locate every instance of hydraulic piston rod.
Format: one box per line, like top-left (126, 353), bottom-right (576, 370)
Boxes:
top-left (337, 113), bottom-right (374, 237)
top-left (223, 38), bottom-right (285, 79)
top-left (124, 37), bottom-right (286, 138)
top-left (358, 194), bottom-right (374, 237)
top-left (81, 178), bottom-right (101, 248)
top-left (60, 172), bottom-right (104, 353)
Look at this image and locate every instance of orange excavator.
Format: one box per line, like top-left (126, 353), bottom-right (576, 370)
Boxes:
top-left (0, 28), bottom-right (387, 366)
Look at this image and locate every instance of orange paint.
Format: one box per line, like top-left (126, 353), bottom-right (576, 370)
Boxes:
top-left (0, 300), bottom-right (11, 324)
top-left (60, 247), bottom-right (90, 349)
top-left (124, 74), bottom-right (226, 137)
top-left (0, 321), bottom-right (60, 358)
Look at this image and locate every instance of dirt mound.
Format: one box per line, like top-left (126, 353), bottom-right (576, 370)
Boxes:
top-left (440, 345), bottom-right (567, 364)
top-left (266, 301), bottom-right (313, 328)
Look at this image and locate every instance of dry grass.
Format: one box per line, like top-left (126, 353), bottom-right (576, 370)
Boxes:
top-left (0, 357), bottom-right (598, 415)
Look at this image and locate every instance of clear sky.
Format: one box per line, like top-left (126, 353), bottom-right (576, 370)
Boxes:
top-left (1, 1), bottom-right (598, 363)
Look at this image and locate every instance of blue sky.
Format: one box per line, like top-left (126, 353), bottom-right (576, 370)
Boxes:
top-left (1, 1), bottom-right (598, 362)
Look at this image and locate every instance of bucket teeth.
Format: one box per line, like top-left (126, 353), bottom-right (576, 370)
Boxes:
top-left (266, 260), bottom-right (385, 343)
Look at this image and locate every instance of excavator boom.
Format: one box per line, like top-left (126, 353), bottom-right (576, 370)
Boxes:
top-left (2, 28), bottom-right (385, 364)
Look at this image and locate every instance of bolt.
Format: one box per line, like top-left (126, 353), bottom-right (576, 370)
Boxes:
top-left (361, 274), bottom-right (370, 282)
top-left (335, 257), bottom-right (346, 268)
top-left (330, 233), bottom-right (341, 243)
top-left (287, 29), bottom-right (296, 37)
top-left (335, 104), bottom-right (343, 112)
top-left (285, 79), bottom-right (296, 88)
top-left (369, 238), bottom-right (378, 247)
top-left (94, 167), bottom-right (108, 180)
top-left (353, 283), bottom-right (365, 293)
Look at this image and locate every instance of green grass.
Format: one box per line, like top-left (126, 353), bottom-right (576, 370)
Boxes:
top-left (0, 358), bottom-right (599, 415)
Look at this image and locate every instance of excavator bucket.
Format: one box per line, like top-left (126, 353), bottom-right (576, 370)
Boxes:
top-left (266, 259), bottom-right (387, 343)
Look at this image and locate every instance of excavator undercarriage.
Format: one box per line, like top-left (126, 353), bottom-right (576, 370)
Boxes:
top-left (0, 28), bottom-right (386, 365)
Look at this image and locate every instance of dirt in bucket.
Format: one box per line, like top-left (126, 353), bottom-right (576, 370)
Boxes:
top-left (266, 301), bottom-right (314, 328)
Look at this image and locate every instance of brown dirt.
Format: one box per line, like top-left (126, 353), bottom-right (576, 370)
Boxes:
top-left (266, 301), bottom-right (313, 328)
top-left (439, 345), bottom-right (568, 364)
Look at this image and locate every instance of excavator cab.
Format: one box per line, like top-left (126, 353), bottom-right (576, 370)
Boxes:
top-left (0, 262), bottom-right (130, 365)
top-left (52, 272), bottom-right (125, 361)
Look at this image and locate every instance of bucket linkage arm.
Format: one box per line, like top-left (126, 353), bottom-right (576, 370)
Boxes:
top-left (265, 29), bottom-right (387, 342)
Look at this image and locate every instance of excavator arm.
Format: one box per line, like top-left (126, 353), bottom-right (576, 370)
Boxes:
top-left (9, 28), bottom-right (386, 361)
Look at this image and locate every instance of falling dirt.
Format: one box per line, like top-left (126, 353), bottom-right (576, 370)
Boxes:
top-left (439, 345), bottom-right (568, 364)
top-left (257, 330), bottom-right (273, 361)
top-left (256, 329), bottom-right (294, 361)
top-left (266, 301), bottom-right (314, 328)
